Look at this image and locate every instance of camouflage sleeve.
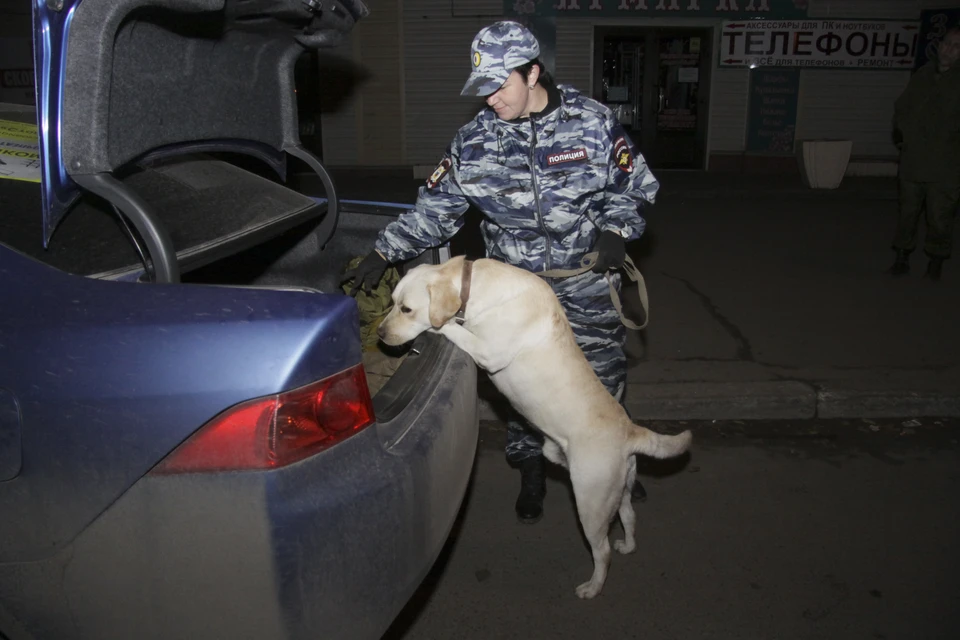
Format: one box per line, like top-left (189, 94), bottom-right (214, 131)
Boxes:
top-left (374, 139), bottom-right (471, 264)
top-left (893, 75), bottom-right (913, 136)
top-left (893, 68), bottom-right (925, 140)
top-left (599, 115), bottom-right (659, 242)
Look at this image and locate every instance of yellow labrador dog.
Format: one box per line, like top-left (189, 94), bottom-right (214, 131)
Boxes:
top-left (377, 256), bottom-right (691, 599)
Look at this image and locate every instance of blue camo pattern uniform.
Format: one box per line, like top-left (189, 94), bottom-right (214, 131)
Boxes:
top-left (373, 21), bottom-right (659, 463)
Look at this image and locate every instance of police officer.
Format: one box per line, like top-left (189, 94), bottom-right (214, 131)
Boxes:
top-left (343, 21), bottom-right (659, 524)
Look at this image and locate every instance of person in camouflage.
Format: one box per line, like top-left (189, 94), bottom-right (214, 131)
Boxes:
top-left (888, 27), bottom-right (960, 281)
top-left (343, 20), bottom-right (659, 524)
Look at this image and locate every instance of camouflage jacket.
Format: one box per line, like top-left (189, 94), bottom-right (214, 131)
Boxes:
top-left (894, 62), bottom-right (960, 183)
top-left (375, 84), bottom-right (659, 273)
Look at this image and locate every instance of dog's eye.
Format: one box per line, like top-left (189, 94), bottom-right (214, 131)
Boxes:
top-left (400, 305), bottom-right (412, 314)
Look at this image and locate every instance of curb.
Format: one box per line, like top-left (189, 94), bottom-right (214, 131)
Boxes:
top-left (478, 380), bottom-right (960, 422)
top-left (479, 380), bottom-right (817, 422)
top-left (658, 188), bottom-right (898, 202)
top-left (816, 388), bottom-right (960, 419)
top-left (624, 381), bottom-right (817, 421)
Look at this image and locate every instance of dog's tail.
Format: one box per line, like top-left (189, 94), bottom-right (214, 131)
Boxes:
top-left (628, 425), bottom-right (692, 459)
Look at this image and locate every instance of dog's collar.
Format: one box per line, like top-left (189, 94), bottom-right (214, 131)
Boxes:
top-left (455, 259), bottom-right (474, 325)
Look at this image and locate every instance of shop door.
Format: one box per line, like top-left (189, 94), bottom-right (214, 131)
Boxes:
top-left (594, 27), bottom-right (711, 170)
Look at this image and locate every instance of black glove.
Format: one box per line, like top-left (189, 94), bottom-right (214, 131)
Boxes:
top-left (341, 251), bottom-right (388, 296)
top-left (591, 230), bottom-right (626, 273)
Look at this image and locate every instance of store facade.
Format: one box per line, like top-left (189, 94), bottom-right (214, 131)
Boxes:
top-left (317, 0), bottom-right (960, 177)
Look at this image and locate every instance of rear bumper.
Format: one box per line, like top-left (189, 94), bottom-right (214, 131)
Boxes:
top-left (0, 343), bottom-right (478, 640)
top-left (268, 341), bottom-right (479, 639)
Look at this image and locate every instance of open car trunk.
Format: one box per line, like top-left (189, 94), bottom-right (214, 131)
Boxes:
top-left (0, 149), bottom-right (435, 415)
top-left (8, 0), bottom-right (446, 419)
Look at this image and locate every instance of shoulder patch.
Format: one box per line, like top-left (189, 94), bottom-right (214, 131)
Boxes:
top-left (426, 157), bottom-right (452, 189)
top-left (613, 136), bottom-right (634, 174)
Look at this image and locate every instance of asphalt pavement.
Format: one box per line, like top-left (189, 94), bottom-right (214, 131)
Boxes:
top-left (381, 418), bottom-right (960, 640)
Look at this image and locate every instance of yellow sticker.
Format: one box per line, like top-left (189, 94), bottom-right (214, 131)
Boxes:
top-left (473, 51), bottom-right (481, 67)
top-left (0, 119), bottom-right (41, 183)
top-left (0, 119), bottom-right (37, 142)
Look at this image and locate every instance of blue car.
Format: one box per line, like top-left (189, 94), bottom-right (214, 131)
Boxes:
top-left (0, 1), bottom-right (478, 639)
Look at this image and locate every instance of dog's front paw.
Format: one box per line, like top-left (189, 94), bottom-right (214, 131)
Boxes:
top-left (575, 580), bottom-right (603, 600)
top-left (614, 539), bottom-right (636, 555)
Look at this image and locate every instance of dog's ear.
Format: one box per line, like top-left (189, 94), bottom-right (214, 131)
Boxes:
top-left (427, 279), bottom-right (461, 328)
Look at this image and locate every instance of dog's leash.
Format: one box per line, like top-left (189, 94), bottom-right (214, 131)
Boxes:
top-left (535, 253), bottom-right (648, 330)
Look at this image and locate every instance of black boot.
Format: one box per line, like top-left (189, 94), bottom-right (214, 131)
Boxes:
top-left (515, 456), bottom-right (546, 524)
top-left (924, 257), bottom-right (943, 281)
top-left (888, 249), bottom-right (910, 276)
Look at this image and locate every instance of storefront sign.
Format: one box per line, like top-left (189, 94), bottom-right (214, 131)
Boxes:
top-left (720, 19), bottom-right (920, 69)
top-left (745, 67), bottom-right (799, 153)
top-left (506, 0), bottom-right (808, 19)
top-left (915, 8), bottom-right (960, 70)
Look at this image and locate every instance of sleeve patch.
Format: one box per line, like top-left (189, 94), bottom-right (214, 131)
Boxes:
top-left (613, 136), bottom-right (634, 174)
top-left (426, 157), bottom-right (453, 189)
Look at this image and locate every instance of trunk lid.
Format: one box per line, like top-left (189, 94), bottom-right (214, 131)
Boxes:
top-left (32, 0), bottom-right (367, 261)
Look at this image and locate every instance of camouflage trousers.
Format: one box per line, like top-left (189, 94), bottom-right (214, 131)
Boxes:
top-left (892, 177), bottom-right (960, 259)
top-left (504, 269), bottom-right (627, 464)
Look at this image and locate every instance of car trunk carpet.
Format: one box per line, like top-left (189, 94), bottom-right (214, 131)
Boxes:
top-left (0, 156), bottom-right (320, 277)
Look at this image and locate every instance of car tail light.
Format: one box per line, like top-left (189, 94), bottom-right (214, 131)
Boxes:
top-left (151, 365), bottom-right (375, 474)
